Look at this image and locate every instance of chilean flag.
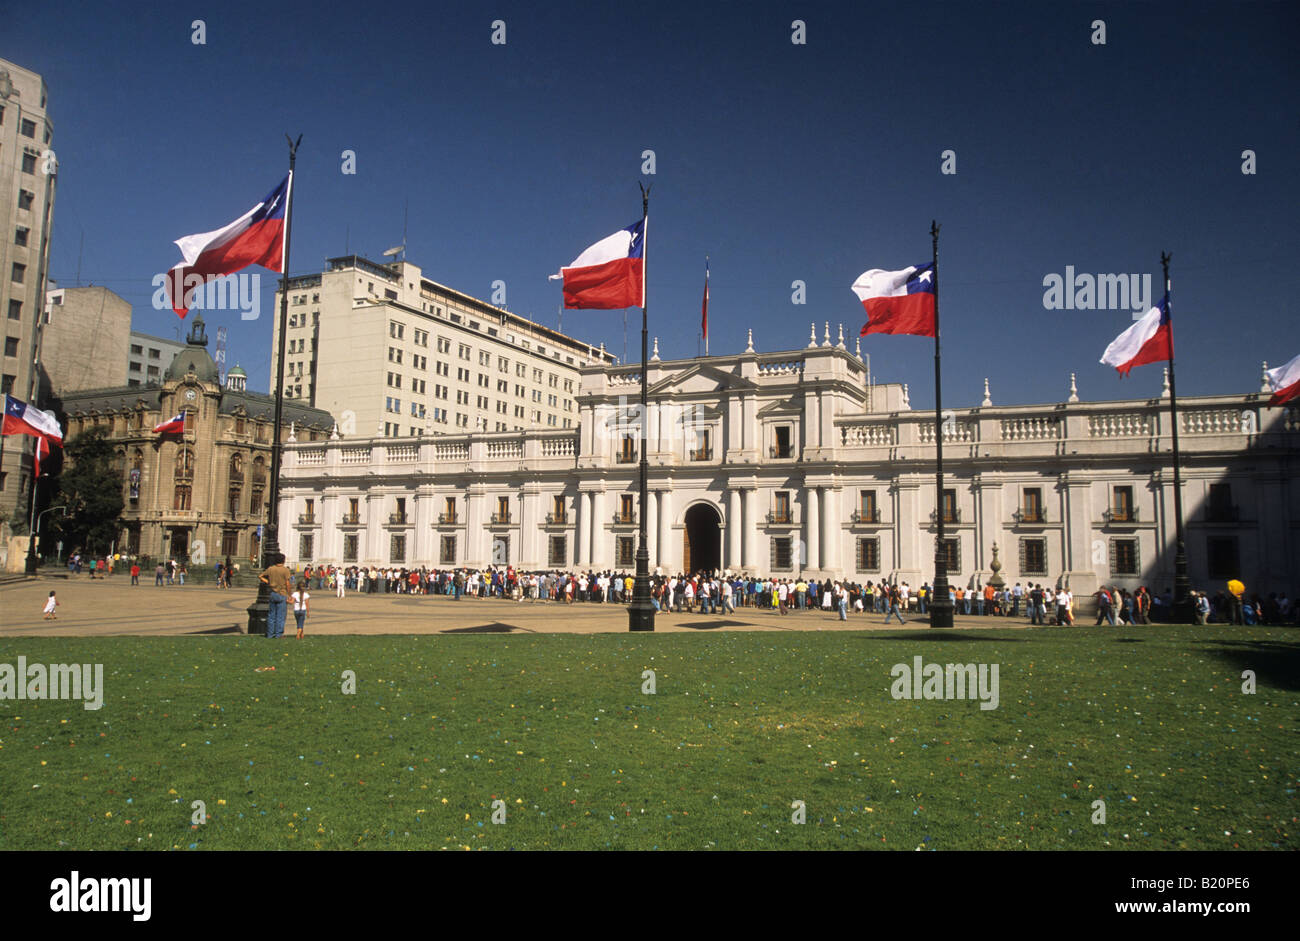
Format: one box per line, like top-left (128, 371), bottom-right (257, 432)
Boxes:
top-left (153, 412), bottom-right (186, 435)
top-left (701, 256), bottom-right (709, 342)
top-left (163, 174), bottom-right (291, 318)
top-left (1266, 353), bottom-right (1300, 406)
top-left (1100, 294), bottom-right (1173, 376)
top-left (549, 218), bottom-right (645, 309)
top-left (34, 434), bottom-right (52, 478)
top-left (2, 394), bottom-right (63, 443)
top-left (853, 263), bottom-right (937, 337)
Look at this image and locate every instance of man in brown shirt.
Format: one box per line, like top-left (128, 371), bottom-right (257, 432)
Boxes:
top-left (259, 553), bottom-right (292, 638)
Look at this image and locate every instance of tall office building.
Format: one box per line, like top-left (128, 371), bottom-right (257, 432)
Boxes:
top-left (272, 256), bottom-right (615, 439)
top-left (40, 286), bottom-right (132, 396)
top-left (0, 59), bottom-right (57, 526)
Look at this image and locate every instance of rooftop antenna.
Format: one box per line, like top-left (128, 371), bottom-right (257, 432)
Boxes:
top-left (215, 325), bottom-right (228, 385)
top-left (381, 199), bottom-right (408, 264)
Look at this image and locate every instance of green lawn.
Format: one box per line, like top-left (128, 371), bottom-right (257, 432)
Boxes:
top-left (0, 627), bottom-right (1294, 850)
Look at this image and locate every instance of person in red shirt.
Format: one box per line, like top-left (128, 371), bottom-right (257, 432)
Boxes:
top-left (130, 563), bottom-right (141, 586)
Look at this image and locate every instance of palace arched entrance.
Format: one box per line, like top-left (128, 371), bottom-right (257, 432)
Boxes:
top-left (683, 503), bottom-right (722, 574)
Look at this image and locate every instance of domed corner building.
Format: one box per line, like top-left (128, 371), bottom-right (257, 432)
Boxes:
top-left (54, 314), bottom-right (336, 565)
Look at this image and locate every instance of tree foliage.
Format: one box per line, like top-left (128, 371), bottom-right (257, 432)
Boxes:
top-left (45, 427), bottom-right (124, 555)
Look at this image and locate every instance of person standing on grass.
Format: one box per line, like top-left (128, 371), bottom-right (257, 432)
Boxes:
top-left (291, 579), bottom-right (311, 639)
top-left (43, 590), bottom-right (59, 620)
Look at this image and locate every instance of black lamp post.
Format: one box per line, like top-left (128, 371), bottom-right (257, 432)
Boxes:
top-left (247, 134), bottom-right (301, 636)
top-left (627, 182), bottom-right (656, 631)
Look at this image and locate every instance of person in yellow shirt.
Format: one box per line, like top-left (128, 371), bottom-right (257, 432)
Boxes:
top-left (795, 579), bottom-right (808, 609)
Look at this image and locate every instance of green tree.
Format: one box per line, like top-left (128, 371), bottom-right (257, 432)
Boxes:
top-left (46, 427), bottom-right (124, 556)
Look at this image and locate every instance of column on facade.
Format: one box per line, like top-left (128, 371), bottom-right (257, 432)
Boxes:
top-left (647, 487), bottom-right (659, 566)
top-left (820, 388), bottom-right (835, 451)
top-left (590, 490), bottom-right (605, 570)
top-left (465, 490), bottom-right (482, 566)
top-left (412, 489), bottom-right (432, 564)
top-left (656, 490), bottom-right (671, 573)
top-left (578, 491), bottom-right (592, 565)
top-left (1063, 475), bottom-right (1095, 588)
top-left (365, 493), bottom-right (383, 563)
top-left (320, 494), bottom-right (338, 561)
top-left (649, 399), bottom-right (661, 458)
top-left (742, 488), bottom-right (756, 570)
top-left (805, 486), bottom-right (820, 572)
top-left (580, 407), bottom-right (594, 461)
top-left (519, 488), bottom-right (536, 569)
top-left (741, 392), bottom-right (754, 452)
top-left (821, 486), bottom-right (836, 575)
top-left (727, 489), bottom-right (742, 569)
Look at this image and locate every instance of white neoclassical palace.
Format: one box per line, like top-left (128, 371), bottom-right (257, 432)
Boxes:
top-left (277, 326), bottom-right (1299, 600)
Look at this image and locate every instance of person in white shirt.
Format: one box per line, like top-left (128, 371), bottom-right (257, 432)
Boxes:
top-left (777, 580), bottom-right (790, 615)
top-left (1056, 589), bottom-right (1072, 625)
top-left (291, 581), bottom-right (311, 639)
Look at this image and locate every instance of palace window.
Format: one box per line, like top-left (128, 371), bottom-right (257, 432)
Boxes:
top-left (616, 536), bottom-right (635, 568)
top-left (1112, 486), bottom-right (1135, 522)
top-left (549, 535), bottom-right (567, 567)
top-left (1206, 536), bottom-right (1239, 580)
top-left (1020, 537), bottom-right (1047, 575)
top-left (941, 489), bottom-right (958, 524)
top-left (440, 535), bottom-right (457, 564)
top-left (1022, 487), bottom-right (1044, 523)
top-left (939, 537), bottom-right (959, 575)
top-left (856, 537), bottom-right (880, 572)
top-left (771, 536), bottom-right (794, 571)
top-left (1110, 538), bottom-right (1138, 576)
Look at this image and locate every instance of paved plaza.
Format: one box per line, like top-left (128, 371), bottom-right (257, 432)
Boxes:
top-left (0, 575), bottom-right (1031, 636)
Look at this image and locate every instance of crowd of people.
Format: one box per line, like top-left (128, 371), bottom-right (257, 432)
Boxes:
top-left (278, 562), bottom-right (1296, 626)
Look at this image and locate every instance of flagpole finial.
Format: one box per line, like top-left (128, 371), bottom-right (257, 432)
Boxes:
top-left (1161, 367), bottom-right (1171, 399)
top-left (1261, 361), bottom-right (1272, 394)
top-left (836, 324), bottom-right (846, 350)
top-left (745, 329), bottom-right (754, 354)
top-left (808, 323), bottom-right (817, 349)
top-left (651, 337), bottom-right (660, 362)
top-left (1068, 372), bottom-right (1079, 403)
top-left (982, 378), bottom-right (992, 407)
top-left (822, 321), bottom-right (831, 348)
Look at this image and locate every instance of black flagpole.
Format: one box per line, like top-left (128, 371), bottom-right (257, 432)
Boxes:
top-left (247, 134), bottom-right (301, 635)
top-left (929, 220), bottom-right (954, 628)
top-left (1162, 252), bottom-right (1193, 622)
top-left (628, 183), bottom-right (656, 631)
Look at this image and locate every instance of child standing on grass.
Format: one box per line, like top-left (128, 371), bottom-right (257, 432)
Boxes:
top-left (43, 590), bottom-right (59, 620)
top-left (291, 579), bottom-right (310, 639)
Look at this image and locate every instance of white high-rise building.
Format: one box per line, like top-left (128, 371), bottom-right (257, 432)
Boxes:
top-left (271, 255), bottom-right (616, 439)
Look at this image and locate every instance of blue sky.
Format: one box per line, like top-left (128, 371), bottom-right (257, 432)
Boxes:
top-left (9, 0), bottom-right (1298, 407)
